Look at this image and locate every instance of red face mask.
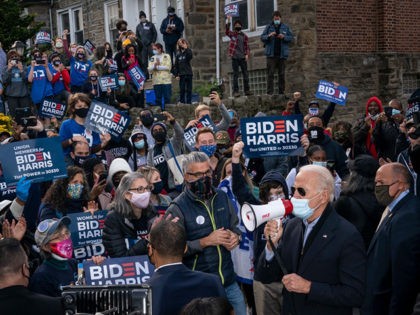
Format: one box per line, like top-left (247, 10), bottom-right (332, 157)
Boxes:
top-left (50, 238), bottom-right (73, 259)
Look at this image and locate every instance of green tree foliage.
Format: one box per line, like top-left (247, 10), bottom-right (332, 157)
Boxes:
top-left (0, 0), bottom-right (44, 51)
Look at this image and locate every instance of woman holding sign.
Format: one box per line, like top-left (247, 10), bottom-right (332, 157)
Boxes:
top-left (59, 93), bottom-right (110, 158)
top-left (102, 172), bottom-right (157, 258)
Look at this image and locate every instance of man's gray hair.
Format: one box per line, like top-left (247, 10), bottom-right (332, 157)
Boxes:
top-left (300, 164), bottom-right (335, 201)
top-left (182, 151), bottom-right (209, 174)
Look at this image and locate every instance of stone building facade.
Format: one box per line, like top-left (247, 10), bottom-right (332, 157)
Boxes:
top-left (24, 0), bottom-right (420, 123)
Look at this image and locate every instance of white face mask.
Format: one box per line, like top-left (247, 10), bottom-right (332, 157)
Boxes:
top-left (369, 113), bottom-right (379, 121)
top-left (130, 191), bottom-right (151, 208)
top-left (55, 41), bottom-right (64, 49)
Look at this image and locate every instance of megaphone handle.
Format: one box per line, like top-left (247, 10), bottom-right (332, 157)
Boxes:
top-left (268, 236), bottom-right (289, 275)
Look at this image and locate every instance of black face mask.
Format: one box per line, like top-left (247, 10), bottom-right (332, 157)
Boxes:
top-left (53, 60), bottom-right (61, 67)
top-left (374, 185), bottom-right (394, 207)
top-left (141, 115), bottom-right (154, 128)
top-left (307, 126), bottom-right (325, 144)
top-left (77, 53), bottom-right (85, 60)
top-left (73, 155), bottom-right (87, 167)
top-left (74, 108), bottom-right (89, 118)
top-left (153, 130), bottom-right (167, 143)
top-left (151, 180), bottom-right (164, 194)
top-left (235, 27), bottom-right (242, 32)
top-left (187, 176), bottom-right (213, 200)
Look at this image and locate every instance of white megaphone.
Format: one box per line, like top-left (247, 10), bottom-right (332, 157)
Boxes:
top-left (241, 198), bottom-right (293, 232)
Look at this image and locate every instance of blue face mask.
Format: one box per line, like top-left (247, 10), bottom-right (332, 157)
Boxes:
top-left (134, 139), bottom-right (145, 149)
top-left (274, 20), bottom-right (281, 25)
top-left (392, 109), bottom-right (401, 116)
top-left (291, 194), bottom-right (320, 221)
top-left (200, 144), bottom-right (217, 157)
top-left (118, 80), bottom-right (126, 87)
top-left (312, 161), bottom-right (327, 167)
top-left (152, 49), bottom-right (159, 55)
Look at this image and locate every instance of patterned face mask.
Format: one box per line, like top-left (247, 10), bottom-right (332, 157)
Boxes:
top-left (67, 183), bottom-right (84, 199)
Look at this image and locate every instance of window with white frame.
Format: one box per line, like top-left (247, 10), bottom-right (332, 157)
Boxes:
top-left (104, 1), bottom-right (119, 51)
top-left (58, 6), bottom-right (84, 44)
top-left (228, 0), bottom-right (276, 32)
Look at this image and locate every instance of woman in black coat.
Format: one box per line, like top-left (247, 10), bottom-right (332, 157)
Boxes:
top-left (334, 154), bottom-right (384, 248)
top-left (102, 172), bottom-right (157, 257)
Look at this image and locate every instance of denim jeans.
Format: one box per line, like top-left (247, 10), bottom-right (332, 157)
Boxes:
top-left (225, 281), bottom-right (247, 315)
top-left (232, 58), bottom-right (250, 93)
top-left (179, 75), bottom-right (193, 104)
top-left (154, 84), bottom-right (172, 110)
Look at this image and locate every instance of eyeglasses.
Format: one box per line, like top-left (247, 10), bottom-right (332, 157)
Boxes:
top-left (129, 185), bottom-right (152, 193)
top-left (50, 230), bottom-right (71, 242)
top-left (291, 186), bottom-right (306, 197)
top-left (186, 169), bottom-right (213, 178)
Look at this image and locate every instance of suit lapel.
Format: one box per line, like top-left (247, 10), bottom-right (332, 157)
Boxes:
top-left (298, 211), bottom-right (338, 274)
top-left (367, 194), bottom-right (410, 254)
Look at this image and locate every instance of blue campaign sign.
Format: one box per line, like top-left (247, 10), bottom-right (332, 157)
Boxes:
top-left (315, 80), bottom-right (348, 106)
top-left (183, 114), bottom-right (216, 151)
top-left (0, 137), bottom-right (67, 185)
top-left (99, 75), bottom-right (118, 92)
top-left (83, 39), bottom-right (96, 55)
top-left (85, 100), bottom-right (131, 140)
top-left (128, 66), bottom-right (146, 90)
top-left (224, 4), bottom-right (239, 17)
top-left (84, 255), bottom-right (155, 285)
top-left (39, 98), bottom-right (67, 120)
top-left (240, 114), bottom-right (304, 158)
top-left (68, 210), bottom-right (108, 247)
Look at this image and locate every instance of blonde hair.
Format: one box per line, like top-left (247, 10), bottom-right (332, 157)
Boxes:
top-left (195, 104), bottom-right (210, 119)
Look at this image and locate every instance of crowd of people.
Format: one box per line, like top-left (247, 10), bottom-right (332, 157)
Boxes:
top-left (0, 6), bottom-right (419, 315)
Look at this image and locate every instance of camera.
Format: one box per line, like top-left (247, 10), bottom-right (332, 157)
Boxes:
top-left (153, 113), bottom-right (166, 122)
top-left (10, 59), bottom-right (18, 66)
top-left (35, 56), bottom-right (45, 65)
top-left (14, 107), bottom-right (37, 127)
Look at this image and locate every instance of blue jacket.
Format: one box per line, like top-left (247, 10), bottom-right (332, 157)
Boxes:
top-left (260, 22), bottom-right (293, 59)
top-left (166, 187), bottom-right (241, 287)
top-left (160, 15), bottom-right (184, 45)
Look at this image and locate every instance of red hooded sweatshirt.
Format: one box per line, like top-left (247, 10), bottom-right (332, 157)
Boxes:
top-left (365, 96), bottom-right (383, 159)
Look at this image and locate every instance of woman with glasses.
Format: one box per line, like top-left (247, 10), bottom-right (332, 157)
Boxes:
top-left (102, 172), bottom-right (157, 258)
top-left (138, 166), bottom-right (172, 215)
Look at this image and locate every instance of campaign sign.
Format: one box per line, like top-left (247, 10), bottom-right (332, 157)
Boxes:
top-left (315, 80), bottom-right (348, 106)
top-left (35, 31), bottom-right (51, 44)
top-left (39, 99), bottom-right (67, 120)
top-left (128, 66), bottom-right (146, 90)
top-left (68, 210), bottom-right (107, 247)
top-left (85, 100), bottom-right (131, 140)
top-left (183, 114), bottom-right (216, 151)
top-left (83, 39), bottom-right (96, 55)
top-left (74, 243), bottom-right (106, 261)
top-left (0, 137), bottom-right (67, 185)
top-left (84, 255), bottom-right (155, 285)
top-left (224, 4), bottom-right (239, 17)
top-left (99, 75), bottom-right (118, 92)
top-left (240, 114), bottom-right (304, 158)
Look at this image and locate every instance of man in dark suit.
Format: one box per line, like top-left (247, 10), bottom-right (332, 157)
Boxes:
top-left (361, 163), bottom-right (420, 315)
top-left (0, 238), bottom-right (64, 315)
top-left (146, 220), bottom-right (226, 315)
top-left (261, 164), bottom-right (366, 315)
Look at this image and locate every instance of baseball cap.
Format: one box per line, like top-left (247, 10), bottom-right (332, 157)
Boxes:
top-left (216, 131), bottom-right (230, 145)
top-left (35, 217), bottom-right (71, 247)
